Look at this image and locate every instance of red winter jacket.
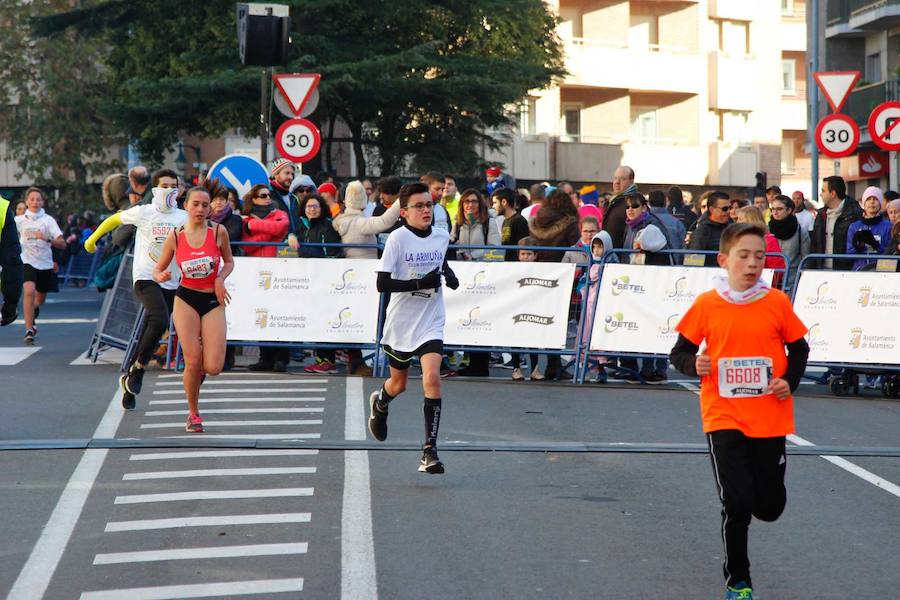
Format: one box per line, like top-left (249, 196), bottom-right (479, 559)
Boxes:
top-left (241, 209), bottom-right (289, 257)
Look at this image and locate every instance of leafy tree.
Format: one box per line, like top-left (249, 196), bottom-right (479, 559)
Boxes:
top-left (30, 0), bottom-right (564, 177)
top-left (0, 0), bottom-right (125, 210)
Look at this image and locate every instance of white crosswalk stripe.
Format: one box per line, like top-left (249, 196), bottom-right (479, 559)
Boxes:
top-left (75, 372), bottom-right (331, 598)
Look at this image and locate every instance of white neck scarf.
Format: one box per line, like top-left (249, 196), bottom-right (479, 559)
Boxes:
top-left (713, 275), bottom-right (770, 305)
top-left (25, 208), bottom-right (45, 220)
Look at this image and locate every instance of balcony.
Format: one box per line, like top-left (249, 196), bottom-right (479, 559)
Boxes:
top-left (829, 0), bottom-right (900, 36)
top-left (709, 51), bottom-right (757, 111)
top-left (844, 80), bottom-right (900, 127)
top-left (564, 39), bottom-right (703, 95)
top-left (708, 0), bottom-right (757, 21)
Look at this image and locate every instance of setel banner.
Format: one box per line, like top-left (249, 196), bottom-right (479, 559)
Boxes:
top-left (589, 264), bottom-right (774, 354)
top-left (225, 257), bottom-right (380, 343)
top-left (443, 261), bottom-right (575, 349)
top-left (793, 270), bottom-right (900, 364)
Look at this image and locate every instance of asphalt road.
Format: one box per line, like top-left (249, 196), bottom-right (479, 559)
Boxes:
top-left (1, 286), bottom-right (898, 599)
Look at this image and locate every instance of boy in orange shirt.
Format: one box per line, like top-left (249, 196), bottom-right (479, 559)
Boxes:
top-left (669, 223), bottom-right (809, 600)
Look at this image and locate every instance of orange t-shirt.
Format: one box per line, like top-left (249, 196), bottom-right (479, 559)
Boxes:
top-left (676, 288), bottom-right (808, 437)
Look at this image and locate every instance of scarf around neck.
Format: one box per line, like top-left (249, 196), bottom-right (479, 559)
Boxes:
top-left (25, 208), bottom-right (46, 220)
top-left (625, 210), bottom-right (650, 229)
top-left (768, 213), bottom-right (798, 240)
top-left (210, 205), bottom-right (232, 224)
top-left (713, 275), bottom-right (770, 305)
top-left (250, 203), bottom-right (274, 219)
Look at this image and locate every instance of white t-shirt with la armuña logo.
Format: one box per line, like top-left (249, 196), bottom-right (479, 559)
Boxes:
top-left (379, 225), bottom-right (450, 352)
top-left (15, 211), bottom-right (63, 270)
top-left (119, 204), bottom-right (187, 290)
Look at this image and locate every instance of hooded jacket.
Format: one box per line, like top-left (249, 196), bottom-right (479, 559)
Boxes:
top-left (242, 208), bottom-right (290, 257)
top-left (332, 200), bottom-right (401, 259)
top-left (846, 213), bottom-right (893, 270)
top-left (529, 205), bottom-right (580, 263)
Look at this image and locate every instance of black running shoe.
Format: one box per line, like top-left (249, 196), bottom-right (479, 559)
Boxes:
top-left (418, 446), bottom-right (444, 474)
top-left (0, 302), bottom-right (16, 326)
top-left (368, 391), bottom-right (388, 441)
top-left (119, 374), bottom-right (136, 409)
top-left (124, 364), bottom-right (145, 395)
top-left (23, 328), bottom-right (35, 345)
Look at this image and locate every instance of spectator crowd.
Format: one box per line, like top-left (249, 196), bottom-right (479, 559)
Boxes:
top-left (4, 157), bottom-right (899, 383)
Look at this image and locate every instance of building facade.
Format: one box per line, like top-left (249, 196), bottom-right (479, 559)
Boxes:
top-left (485, 0), bottom-right (825, 197)
top-left (826, 0), bottom-right (900, 198)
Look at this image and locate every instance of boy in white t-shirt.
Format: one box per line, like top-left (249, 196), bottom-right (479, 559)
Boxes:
top-left (368, 182), bottom-right (459, 474)
top-left (85, 169), bottom-right (187, 409)
top-left (14, 187), bottom-right (65, 345)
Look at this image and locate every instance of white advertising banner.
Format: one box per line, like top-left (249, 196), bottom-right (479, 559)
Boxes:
top-left (589, 264), bottom-right (775, 354)
top-left (443, 261), bottom-right (576, 349)
top-left (793, 270), bottom-right (900, 364)
top-left (225, 257), bottom-right (380, 343)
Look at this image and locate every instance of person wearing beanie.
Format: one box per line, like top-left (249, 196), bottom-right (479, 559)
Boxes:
top-left (316, 182), bottom-right (341, 218)
top-left (269, 158), bottom-right (302, 249)
top-left (485, 166), bottom-right (505, 196)
top-left (578, 184), bottom-right (603, 225)
top-left (846, 185), bottom-right (893, 270)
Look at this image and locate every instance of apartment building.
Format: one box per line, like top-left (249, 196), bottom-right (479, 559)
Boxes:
top-left (486, 0), bottom-right (821, 196)
top-left (826, 0), bottom-right (900, 198)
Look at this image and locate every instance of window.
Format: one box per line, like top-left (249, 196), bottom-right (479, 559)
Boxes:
top-left (631, 106), bottom-right (658, 140)
top-left (561, 104), bottom-right (581, 141)
top-left (865, 52), bottom-right (882, 83)
top-left (781, 139), bottom-right (795, 173)
top-left (721, 20), bottom-right (749, 56)
top-left (520, 97), bottom-right (537, 136)
top-left (782, 59), bottom-right (796, 93)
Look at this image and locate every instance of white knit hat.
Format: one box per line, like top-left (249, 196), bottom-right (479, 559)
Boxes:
top-left (344, 181), bottom-right (368, 211)
top-left (270, 158), bottom-right (295, 177)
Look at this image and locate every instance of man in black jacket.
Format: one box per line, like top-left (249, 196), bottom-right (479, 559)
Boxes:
top-left (688, 191), bottom-right (731, 265)
top-left (0, 195), bottom-right (23, 326)
top-left (602, 165), bottom-right (637, 248)
top-left (810, 175), bottom-right (863, 270)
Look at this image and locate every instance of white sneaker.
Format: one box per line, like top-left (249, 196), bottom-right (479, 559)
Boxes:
top-left (530, 369), bottom-right (546, 381)
top-left (511, 368), bottom-right (524, 381)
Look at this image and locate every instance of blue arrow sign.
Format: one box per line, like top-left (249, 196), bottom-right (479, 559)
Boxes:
top-left (206, 154), bottom-right (270, 199)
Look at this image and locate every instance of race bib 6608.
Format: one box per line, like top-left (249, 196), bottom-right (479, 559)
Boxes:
top-left (717, 357), bottom-right (772, 398)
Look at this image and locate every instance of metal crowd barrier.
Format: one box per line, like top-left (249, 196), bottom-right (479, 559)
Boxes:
top-left (790, 253), bottom-right (900, 398)
top-left (577, 248), bottom-right (790, 384)
top-left (61, 246), bottom-right (103, 287)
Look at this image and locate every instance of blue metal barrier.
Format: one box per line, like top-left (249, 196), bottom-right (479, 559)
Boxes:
top-left (577, 248), bottom-right (790, 384)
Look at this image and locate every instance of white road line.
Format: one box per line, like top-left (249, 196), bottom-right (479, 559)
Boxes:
top-left (114, 488), bottom-right (315, 505)
top-left (161, 433), bottom-right (322, 440)
top-left (105, 513), bottom-right (311, 532)
top-left (153, 388), bottom-right (326, 395)
top-left (11, 318), bottom-right (97, 324)
top-left (93, 542), bottom-right (308, 565)
top-left (787, 434), bottom-right (900, 499)
top-left (8, 388), bottom-right (124, 600)
top-left (129, 450), bottom-right (319, 461)
top-left (342, 377), bottom-right (377, 600)
top-left (123, 467), bottom-right (316, 480)
top-left (140, 419), bottom-right (323, 428)
top-left (155, 379), bottom-right (329, 386)
top-left (0, 346), bottom-right (41, 366)
top-left (80, 578), bottom-right (303, 600)
top-left (149, 397), bottom-right (325, 404)
top-left (678, 382), bottom-right (900, 500)
top-left (144, 408), bottom-right (324, 416)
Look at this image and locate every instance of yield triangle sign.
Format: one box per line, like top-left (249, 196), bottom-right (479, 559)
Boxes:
top-left (273, 73), bottom-right (321, 117)
top-left (813, 71), bottom-right (860, 113)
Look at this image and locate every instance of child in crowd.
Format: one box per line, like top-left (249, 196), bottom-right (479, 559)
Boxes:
top-left (669, 223), bottom-right (809, 600)
top-left (510, 237), bottom-right (546, 381)
top-left (581, 231), bottom-right (616, 383)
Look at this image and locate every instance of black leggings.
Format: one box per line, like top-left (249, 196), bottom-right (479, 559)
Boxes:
top-left (133, 280), bottom-right (175, 366)
top-left (707, 430), bottom-right (787, 589)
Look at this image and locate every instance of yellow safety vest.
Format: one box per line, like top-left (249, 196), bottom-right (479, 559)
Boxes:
top-left (0, 196), bottom-right (8, 231)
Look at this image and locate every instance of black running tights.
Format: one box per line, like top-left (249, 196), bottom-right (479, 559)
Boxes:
top-left (133, 280), bottom-right (175, 366)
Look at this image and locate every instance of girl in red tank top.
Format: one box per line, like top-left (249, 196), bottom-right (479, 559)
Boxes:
top-left (153, 186), bottom-right (235, 433)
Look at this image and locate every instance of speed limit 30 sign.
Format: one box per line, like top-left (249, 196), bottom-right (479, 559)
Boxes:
top-left (815, 113), bottom-right (859, 158)
top-left (275, 118), bottom-right (322, 163)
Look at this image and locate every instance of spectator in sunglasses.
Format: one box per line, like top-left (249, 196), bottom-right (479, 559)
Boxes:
top-left (689, 190), bottom-right (731, 265)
